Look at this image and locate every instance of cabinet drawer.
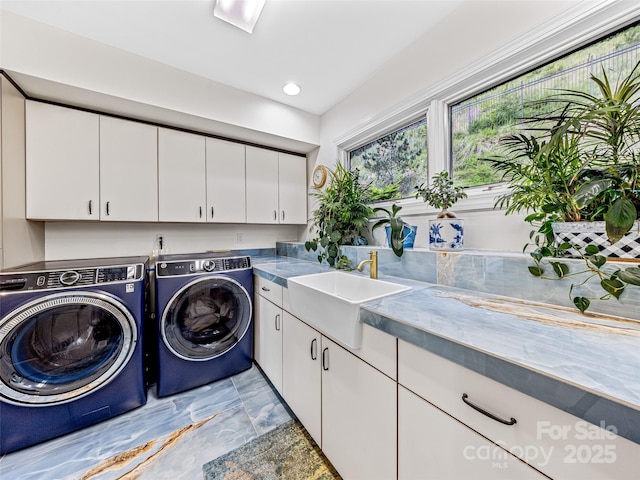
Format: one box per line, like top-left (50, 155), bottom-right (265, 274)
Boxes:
top-left (398, 340), bottom-right (639, 479)
top-left (254, 275), bottom-right (283, 307)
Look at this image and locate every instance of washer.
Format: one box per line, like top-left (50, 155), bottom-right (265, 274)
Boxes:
top-left (0, 256), bottom-right (148, 454)
top-left (154, 252), bottom-right (253, 397)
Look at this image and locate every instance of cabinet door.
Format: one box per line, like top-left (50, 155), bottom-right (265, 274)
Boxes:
top-left (246, 146), bottom-right (279, 223)
top-left (158, 128), bottom-right (206, 222)
top-left (278, 153), bottom-right (307, 224)
top-left (26, 101), bottom-right (99, 220)
top-left (282, 312), bottom-right (321, 445)
top-left (206, 138), bottom-right (246, 223)
top-left (399, 386), bottom-right (546, 480)
top-left (253, 294), bottom-right (283, 393)
top-left (321, 336), bottom-right (396, 480)
top-left (100, 116), bottom-right (158, 221)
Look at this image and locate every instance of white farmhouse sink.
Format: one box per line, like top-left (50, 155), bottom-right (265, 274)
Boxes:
top-left (287, 271), bottom-right (410, 348)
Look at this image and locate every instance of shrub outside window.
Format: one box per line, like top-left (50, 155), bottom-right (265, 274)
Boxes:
top-left (349, 117), bottom-right (427, 202)
top-left (451, 23), bottom-right (640, 188)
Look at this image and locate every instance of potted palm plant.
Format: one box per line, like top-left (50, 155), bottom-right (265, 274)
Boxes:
top-left (305, 163), bottom-right (373, 268)
top-left (415, 171), bottom-right (467, 250)
top-left (484, 61), bottom-right (640, 312)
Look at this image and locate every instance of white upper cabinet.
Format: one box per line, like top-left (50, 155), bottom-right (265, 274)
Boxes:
top-left (205, 138), bottom-right (246, 223)
top-left (246, 146), bottom-right (279, 223)
top-left (99, 116), bottom-right (158, 222)
top-left (246, 146), bottom-right (307, 224)
top-left (278, 152), bottom-right (307, 224)
top-left (26, 102), bottom-right (302, 225)
top-left (26, 101), bottom-right (99, 220)
top-left (158, 128), bottom-right (206, 223)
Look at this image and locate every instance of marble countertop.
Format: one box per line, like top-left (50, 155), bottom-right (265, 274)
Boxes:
top-left (251, 255), bottom-right (640, 445)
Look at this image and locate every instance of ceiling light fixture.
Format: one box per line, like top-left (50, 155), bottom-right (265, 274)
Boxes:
top-left (214, 0), bottom-right (266, 34)
top-left (283, 82), bottom-right (301, 96)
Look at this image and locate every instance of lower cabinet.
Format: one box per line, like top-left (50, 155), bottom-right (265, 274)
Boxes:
top-left (282, 311), bottom-right (321, 444)
top-left (281, 311), bottom-right (396, 480)
top-left (399, 386), bottom-right (546, 480)
top-left (321, 335), bottom-right (396, 480)
top-left (254, 292), bottom-right (283, 394)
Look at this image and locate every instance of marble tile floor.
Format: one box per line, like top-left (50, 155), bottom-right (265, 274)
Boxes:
top-left (0, 364), bottom-right (293, 480)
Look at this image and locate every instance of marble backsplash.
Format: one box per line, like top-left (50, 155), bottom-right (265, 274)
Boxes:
top-left (274, 242), bottom-right (640, 322)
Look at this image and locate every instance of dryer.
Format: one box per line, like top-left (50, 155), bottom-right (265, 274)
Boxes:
top-left (153, 252), bottom-right (253, 397)
top-left (0, 256), bottom-right (148, 454)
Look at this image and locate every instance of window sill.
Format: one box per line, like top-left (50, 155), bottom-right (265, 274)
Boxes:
top-left (369, 183), bottom-right (509, 219)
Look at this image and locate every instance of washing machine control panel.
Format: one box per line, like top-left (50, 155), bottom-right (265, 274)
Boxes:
top-left (0, 264), bottom-right (143, 292)
top-left (97, 266), bottom-right (139, 283)
top-left (156, 255), bottom-right (251, 277)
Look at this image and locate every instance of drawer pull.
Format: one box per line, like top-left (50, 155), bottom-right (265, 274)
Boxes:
top-left (261, 286), bottom-right (270, 292)
top-left (462, 393), bottom-right (517, 426)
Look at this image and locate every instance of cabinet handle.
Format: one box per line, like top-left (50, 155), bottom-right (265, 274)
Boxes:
top-left (275, 314), bottom-right (281, 331)
top-left (281, 210), bottom-right (285, 221)
top-left (211, 207), bottom-right (214, 218)
top-left (322, 347), bottom-right (329, 371)
top-left (261, 286), bottom-right (270, 292)
top-left (461, 393), bottom-right (517, 425)
top-left (88, 200), bottom-right (93, 215)
top-left (273, 210), bottom-right (277, 221)
top-left (310, 338), bottom-right (317, 360)
top-left (106, 201), bottom-right (110, 216)
top-left (199, 206), bottom-right (203, 218)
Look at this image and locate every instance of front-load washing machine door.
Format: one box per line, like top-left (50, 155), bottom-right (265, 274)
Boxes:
top-left (0, 292), bottom-right (137, 406)
top-left (161, 276), bottom-right (251, 361)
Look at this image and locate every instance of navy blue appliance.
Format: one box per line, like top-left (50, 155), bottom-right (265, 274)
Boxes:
top-left (0, 256), bottom-right (148, 454)
top-left (154, 252), bottom-right (253, 397)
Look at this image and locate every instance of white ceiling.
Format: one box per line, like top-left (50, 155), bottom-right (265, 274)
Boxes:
top-left (0, 0), bottom-right (466, 115)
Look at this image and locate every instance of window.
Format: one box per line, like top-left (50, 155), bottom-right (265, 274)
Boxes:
top-left (451, 23), bottom-right (640, 188)
top-left (349, 117), bottom-right (427, 202)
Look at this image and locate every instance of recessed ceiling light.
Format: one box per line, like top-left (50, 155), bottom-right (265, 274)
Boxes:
top-left (283, 82), bottom-right (301, 96)
top-left (214, 0), bottom-right (266, 34)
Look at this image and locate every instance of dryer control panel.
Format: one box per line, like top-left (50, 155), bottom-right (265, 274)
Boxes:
top-left (156, 255), bottom-right (251, 277)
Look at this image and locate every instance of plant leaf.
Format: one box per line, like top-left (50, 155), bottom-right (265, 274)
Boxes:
top-left (573, 296), bottom-right (590, 313)
top-left (528, 266), bottom-right (543, 276)
top-left (601, 278), bottom-right (625, 299)
top-left (550, 261), bottom-right (569, 277)
top-left (617, 267), bottom-right (640, 286)
top-left (573, 179), bottom-right (614, 208)
top-left (585, 244), bottom-right (600, 255)
top-left (604, 197), bottom-right (637, 244)
top-left (589, 255), bottom-right (607, 268)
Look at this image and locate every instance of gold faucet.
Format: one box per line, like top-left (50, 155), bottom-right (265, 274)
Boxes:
top-left (357, 251), bottom-right (378, 279)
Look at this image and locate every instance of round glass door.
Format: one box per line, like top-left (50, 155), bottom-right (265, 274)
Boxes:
top-left (161, 276), bottom-right (252, 361)
top-left (0, 292), bottom-right (136, 406)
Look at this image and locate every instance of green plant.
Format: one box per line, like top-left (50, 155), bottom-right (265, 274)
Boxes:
top-left (305, 164), bottom-right (373, 268)
top-left (366, 183), bottom-right (401, 202)
top-left (540, 62), bottom-right (640, 242)
top-left (370, 203), bottom-right (410, 257)
top-left (483, 62), bottom-right (640, 313)
top-left (528, 240), bottom-right (640, 313)
top-left (415, 171), bottom-right (467, 218)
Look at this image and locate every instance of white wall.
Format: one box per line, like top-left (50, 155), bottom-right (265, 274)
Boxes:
top-left (44, 222), bottom-right (302, 261)
top-left (0, 76), bottom-right (45, 268)
top-left (0, 11), bottom-right (320, 151)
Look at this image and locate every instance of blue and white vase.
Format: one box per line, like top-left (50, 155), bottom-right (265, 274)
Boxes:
top-left (428, 218), bottom-right (464, 251)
